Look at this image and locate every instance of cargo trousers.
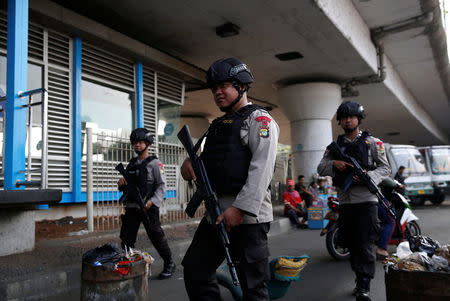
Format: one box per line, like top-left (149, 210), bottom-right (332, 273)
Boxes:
top-left (339, 202), bottom-right (380, 278)
top-left (120, 206), bottom-right (172, 264)
top-left (182, 218), bottom-right (271, 301)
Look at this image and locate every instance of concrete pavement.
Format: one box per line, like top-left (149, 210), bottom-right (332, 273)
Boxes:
top-left (0, 206), bottom-right (293, 301)
top-left (0, 201), bottom-right (449, 301)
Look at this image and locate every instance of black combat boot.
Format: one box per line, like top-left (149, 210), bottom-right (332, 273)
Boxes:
top-left (354, 276), bottom-right (371, 301)
top-left (159, 261), bottom-right (176, 279)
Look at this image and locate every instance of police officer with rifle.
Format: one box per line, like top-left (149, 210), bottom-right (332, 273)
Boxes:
top-left (180, 58), bottom-right (279, 301)
top-left (318, 101), bottom-right (391, 301)
top-left (116, 128), bottom-right (175, 279)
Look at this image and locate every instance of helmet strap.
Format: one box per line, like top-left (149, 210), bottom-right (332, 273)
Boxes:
top-left (220, 82), bottom-right (248, 112)
top-left (134, 144), bottom-right (149, 156)
top-left (344, 126), bottom-right (358, 134)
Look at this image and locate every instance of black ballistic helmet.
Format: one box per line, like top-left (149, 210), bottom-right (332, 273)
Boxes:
top-left (336, 101), bottom-right (366, 121)
top-left (130, 128), bottom-right (153, 145)
top-left (206, 57), bottom-right (254, 87)
top-left (206, 58), bottom-right (254, 112)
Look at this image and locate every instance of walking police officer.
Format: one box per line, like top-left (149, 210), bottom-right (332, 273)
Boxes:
top-left (317, 101), bottom-right (390, 301)
top-left (180, 58), bottom-right (279, 301)
top-left (118, 128), bottom-right (175, 279)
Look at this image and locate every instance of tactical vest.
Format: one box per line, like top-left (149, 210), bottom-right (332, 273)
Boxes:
top-left (201, 104), bottom-right (263, 194)
top-left (125, 155), bottom-right (157, 203)
top-left (333, 131), bottom-right (375, 190)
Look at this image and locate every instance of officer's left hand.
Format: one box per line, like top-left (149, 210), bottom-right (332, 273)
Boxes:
top-left (145, 200), bottom-right (152, 210)
top-left (216, 207), bottom-right (244, 232)
top-left (353, 169), bottom-right (367, 182)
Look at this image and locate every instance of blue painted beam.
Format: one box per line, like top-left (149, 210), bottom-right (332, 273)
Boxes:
top-left (135, 62), bottom-right (144, 128)
top-left (4, 0), bottom-right (29, 190)
top-left (72, 37), bottom-right (82, 202)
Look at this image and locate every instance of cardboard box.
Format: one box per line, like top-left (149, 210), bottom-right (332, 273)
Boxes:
top-left (307, 207), bottom-right (329, 229)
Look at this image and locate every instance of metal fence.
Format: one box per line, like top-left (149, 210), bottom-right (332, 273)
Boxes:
top-left (82, 130), bottom-right (131, 231)
top-left (157, 142), bottom-right (205, 223)
top-left (84, 131), bottom-right (203, 231)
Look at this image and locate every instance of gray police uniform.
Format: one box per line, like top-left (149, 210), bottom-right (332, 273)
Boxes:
top-left (120, 156), bottom-right (173, 265)
top-left (124, 158), bottom-right (167, 208)
top-left (183, 103), bottom-right (279, 301)
top-left (317, 131), bottom-right (390, 279)
top-left (318, 132), bottom-right (391, 204)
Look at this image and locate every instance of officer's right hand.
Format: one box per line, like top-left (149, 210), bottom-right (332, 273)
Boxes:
top-left (181, 158), bottom-right (196, 181)
top-left (117, 177), bottom-right (127, 187)
top-left (333, 160), bottom-right (353, 171)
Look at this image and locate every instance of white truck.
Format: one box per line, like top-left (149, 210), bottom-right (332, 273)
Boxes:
top-left (384, 144), bottom-right (433, 206)
top-left (423, 145), bottom-right (450, 204)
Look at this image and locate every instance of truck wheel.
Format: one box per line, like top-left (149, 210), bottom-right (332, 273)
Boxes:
top-left (409, 196), bottom-right (425, 206)
top-left (430, 193), bottom-right (445, 205)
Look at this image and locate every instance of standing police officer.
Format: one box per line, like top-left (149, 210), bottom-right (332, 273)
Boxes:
top-left (317, 101), bottom-right (390, 301)
top-left (118, 128), bottom-right (175, 279)
top-left (180, 58), bottom-right (279, 301)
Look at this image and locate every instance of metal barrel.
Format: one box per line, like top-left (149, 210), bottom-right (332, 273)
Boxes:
top-left (385, 267), bottom-right (450, 301)
top-left (80, 260), bottom-right (150, 301)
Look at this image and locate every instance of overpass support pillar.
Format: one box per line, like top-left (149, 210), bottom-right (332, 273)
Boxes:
top-left (278, 82), bottom-right (341, 183)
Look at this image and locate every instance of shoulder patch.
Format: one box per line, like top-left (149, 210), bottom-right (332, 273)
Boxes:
top-left (255, 116), bottom-right (271, 131)
top-left (259, 126), bottom-right (270, 138)
top-left (255, 116), bottom-right (271, 123)
top-left (376, 141), bottom-right (385, 155)
top-left (158, 162), bottom-right (164, 174)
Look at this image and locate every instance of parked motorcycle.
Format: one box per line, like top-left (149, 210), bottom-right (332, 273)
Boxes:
top-left (320, 182), bottom-right (421, 261)
top-left (320, 196), bottom-right (349, 260)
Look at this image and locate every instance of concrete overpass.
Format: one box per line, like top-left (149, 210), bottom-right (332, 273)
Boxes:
top-left (45, 0), bottom-right (450, 180)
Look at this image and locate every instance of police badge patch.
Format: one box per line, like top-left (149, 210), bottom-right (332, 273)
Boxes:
top-left (256, 115), bottom-right (271, 138)
top-left (376, 141), bottom-right (385, 155)
top-left (259, 126), bottom-right (269, 138)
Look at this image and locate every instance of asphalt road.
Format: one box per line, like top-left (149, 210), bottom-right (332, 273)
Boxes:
top-left (148, 200), bottom-right (450, 301)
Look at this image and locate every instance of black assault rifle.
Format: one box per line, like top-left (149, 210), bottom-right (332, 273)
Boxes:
top-left (115, 163), bottom-right (154, 246)
top-left (177, 125), bottom-right (240, 287)
top-left (327, 142), bottom-right (396, 219)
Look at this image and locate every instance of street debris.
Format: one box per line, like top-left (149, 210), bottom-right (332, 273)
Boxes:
top-left (384, 236), bottom-right (450, 273)
top-left (82, 242), bottom-right (154, 276)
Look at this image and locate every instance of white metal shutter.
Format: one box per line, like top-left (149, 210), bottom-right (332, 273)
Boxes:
top-left (0, 12), bottom-right (44, 60)
top-left (28, 24), bottom-right (44, 61)
top-left (156, 72), bottom-right (184, 104)
top-left (46, 30), bottom-right (72, 189)
top-left (0, 13), bottom-right (72, 190)
top-left (82, 43), bottom-right (134, 89)
top-left (0, 12), bottom-right (6, 51)
top-left (142, 66), bottom-right (157, 154)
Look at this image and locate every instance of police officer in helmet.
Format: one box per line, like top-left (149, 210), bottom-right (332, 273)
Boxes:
top-left (318, 101), bottom-right (390, 301)
top-left (118, 127), bottom-right (175, 279)
top-left (181, 58), bottom-right (279, 301)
